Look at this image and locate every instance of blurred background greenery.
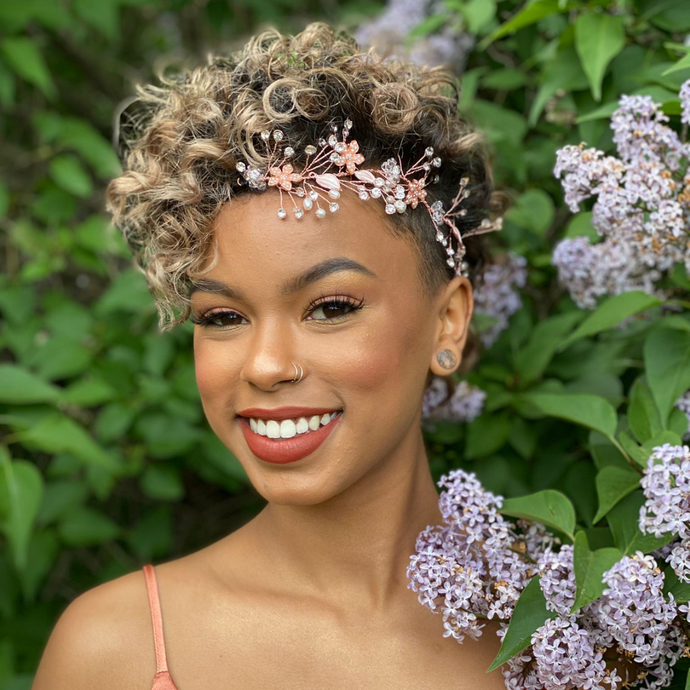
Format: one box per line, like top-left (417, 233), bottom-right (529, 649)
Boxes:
top-left (2, 0), bottom-right (690, 687)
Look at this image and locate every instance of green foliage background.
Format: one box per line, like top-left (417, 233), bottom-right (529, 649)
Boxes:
top-left (2, 0), bottom-right (690, 687)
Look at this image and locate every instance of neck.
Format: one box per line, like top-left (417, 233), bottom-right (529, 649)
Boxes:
top-left (247, 429), bottom-right (442, 609)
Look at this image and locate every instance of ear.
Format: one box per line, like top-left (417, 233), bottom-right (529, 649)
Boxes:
top-left (429, 275), bottom-right (474, 376)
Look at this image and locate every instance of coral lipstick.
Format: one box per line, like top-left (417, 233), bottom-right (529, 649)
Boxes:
top-left (237, 408), bottom-right (342, 464)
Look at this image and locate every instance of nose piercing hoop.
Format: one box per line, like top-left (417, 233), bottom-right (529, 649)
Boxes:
top-left (291, 362), bottom-right (305, 383)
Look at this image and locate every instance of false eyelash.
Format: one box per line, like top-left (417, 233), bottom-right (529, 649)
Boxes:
top-left (190, 309), bottom-right (244, 328)
top-left (190, 294), bottom-right (366, 329)
top-left (304, 293), bottom-right (366, 318)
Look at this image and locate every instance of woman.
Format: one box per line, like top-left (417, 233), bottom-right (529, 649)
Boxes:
top-left (32, 22), bottom-right (508, 689)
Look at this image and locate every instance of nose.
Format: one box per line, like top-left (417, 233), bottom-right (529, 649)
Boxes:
top-left (239, 319), bottom-right (300, 390)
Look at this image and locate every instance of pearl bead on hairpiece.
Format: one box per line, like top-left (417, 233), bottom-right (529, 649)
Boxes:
top-left (234, 117), bottom-right (503, 276)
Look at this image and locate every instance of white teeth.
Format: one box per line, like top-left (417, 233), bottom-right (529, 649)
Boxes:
top-left (247, 412), bottom-right (340, 439)
top-left (279, 419), bottom-right (297, 438)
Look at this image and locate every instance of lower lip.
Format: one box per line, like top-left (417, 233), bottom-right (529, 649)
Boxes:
top-left (238, 414), bottom-right (342, 464)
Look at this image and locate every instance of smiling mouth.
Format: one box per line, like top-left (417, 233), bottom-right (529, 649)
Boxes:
top-left (246, 411), bottom-right (341, 440)
top-left (237, 411), bottom-right (343, 464)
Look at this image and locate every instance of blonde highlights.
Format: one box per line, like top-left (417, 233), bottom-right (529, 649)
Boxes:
top-left (106, 22), bottom-right (505, 331)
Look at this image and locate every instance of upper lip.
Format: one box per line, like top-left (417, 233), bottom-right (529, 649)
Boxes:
top-left (237, 406), bottom-right (341, 421)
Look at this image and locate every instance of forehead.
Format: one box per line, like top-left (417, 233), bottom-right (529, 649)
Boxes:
top-left (198, 189), bottom-right (422, 292)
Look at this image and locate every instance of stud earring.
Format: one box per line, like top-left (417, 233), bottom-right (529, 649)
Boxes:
top-left (437, 349), bottom-right (457, 370)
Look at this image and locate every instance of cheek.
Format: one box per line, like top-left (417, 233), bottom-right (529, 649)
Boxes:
top-left (193, 335), bottom-right (238, 402)
top-left (325, 307), bottom-right (429, 396)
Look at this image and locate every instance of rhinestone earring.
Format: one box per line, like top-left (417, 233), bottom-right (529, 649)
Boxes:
top-left (437, 349), bottom-right (457, 370)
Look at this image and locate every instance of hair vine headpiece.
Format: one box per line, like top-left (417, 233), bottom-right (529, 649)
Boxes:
top-left (234, 117), bottom-right (503, 276)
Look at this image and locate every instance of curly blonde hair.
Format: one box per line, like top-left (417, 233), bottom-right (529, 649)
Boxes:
top-left (106, 22), bottom-right (506, 332)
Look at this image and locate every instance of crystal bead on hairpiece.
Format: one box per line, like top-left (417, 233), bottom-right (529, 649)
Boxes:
top-left (235, 118), bottom-right (503, 276)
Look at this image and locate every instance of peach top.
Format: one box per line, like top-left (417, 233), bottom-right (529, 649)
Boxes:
top-left (143, 564), bottom-right (180, 690)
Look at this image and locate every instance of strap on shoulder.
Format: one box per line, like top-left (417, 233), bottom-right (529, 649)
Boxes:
top-left (143, 564), bottom-right (170, 674)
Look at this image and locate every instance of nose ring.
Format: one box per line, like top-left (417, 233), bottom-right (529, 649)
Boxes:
top-left (291, 362), bottom-right (305, 383)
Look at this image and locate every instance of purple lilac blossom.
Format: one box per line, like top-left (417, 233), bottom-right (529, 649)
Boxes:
top-left (421, 377), bottom-right (486, 424)
top-left (354, 0), bottom-right (474, 70)
top-left (473, 252), bottom-right (528, 347)
top-left (530, 616), bottom-right (608, 690)
top-left (537, 545), bottom-right (576, 617)
top-left (551, 235), bottom-right (662, 309)
top-left (407, 471), bottom-right (538, 646)
top-left (499, 623), bottom-right (544, 690)
top-left (597, 552), bottom-right (677, 666)
top-left (639, 444), bottom-right (690, 543)
top-left (553, 81), bottom-right (690, 307)
top-left (679, 79), bottom-right (690, 127)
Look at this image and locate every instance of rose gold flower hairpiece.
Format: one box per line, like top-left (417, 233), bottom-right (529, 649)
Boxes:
top-left (235, 118), bottom-right (502, 276)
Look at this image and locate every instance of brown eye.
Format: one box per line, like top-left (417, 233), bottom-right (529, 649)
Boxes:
top-left (306, 297), bottom-right (365, 321)
top-left (191, 310), bottom-right (247, 328)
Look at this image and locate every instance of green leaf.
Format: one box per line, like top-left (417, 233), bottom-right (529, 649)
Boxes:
top-left (559, 292), bottom-right (661, 350)
top-left (593, 466), bottom-right (640, 523)
top-left (662, 51), bottom-right (690, 76)
top-left (519, 393), bottom-right (618, 440)
top-left (58, 506), bottom-right (120, 546)
top-left (487, 576), bottom-right (555, 672)
top-left (458, 0), bottom-right (496, 34)
top-left (139, 465), bottom-right (185, 502)
top-left (590, 430), bottom-right (629, 470)
top-left (17, 413), bottom-right (120, 472)
top-left (529, 46), bottom-right (590, 125)
top-left (608, 491), bottom-right (675, 555)
top-left (72, 0), bottom-right (119, 40)
top-left (0, 37), bottom-right (55, 97)
top-left (644, 327), bottom-right (690, 426)
top-left (467, 99), bottom-right (528, 146)
top-left (465, 411), bottom-right (512, 459)
top-left (564, 211), bottom-right (598, 241)
top-left (663, 565), bottom-right (690, 603)
top-left (0, 364), bottom-right (60, 404)
top-left (628, 376), bottom-right (664, 444)
top-left (574, 13), bottom-right (626, 101)
top-left (571, 531), bottom-right (622, 613)
top-left (36, 480), bottom-right (88, 526)
top-left (500, 490), bottom-right (576, 541)
top-left (505, 189), bottom-right (555, 235)
top-left (49, 154), bottom-right (93, 198)
top-left (619, 430), bottom-right (652, 468)
top-left (0, 449), bottom-right (44, 572)
top-left (480, 0), bottom-right (568, 48)
top-left (515, 312), bottom-right (584, 383)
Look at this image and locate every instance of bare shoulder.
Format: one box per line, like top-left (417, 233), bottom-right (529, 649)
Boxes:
top-left (32, 567), bottom-right (156, 690)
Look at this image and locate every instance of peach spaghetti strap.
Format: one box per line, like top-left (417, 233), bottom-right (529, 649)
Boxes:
top-left (142, 564), bottom-right (180, 690)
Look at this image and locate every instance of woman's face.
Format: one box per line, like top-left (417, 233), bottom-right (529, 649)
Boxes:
top-left (191, 191), bottom-right (472, 505)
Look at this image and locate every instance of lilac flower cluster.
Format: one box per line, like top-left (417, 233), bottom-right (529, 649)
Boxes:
top-left (421, 376), bottom-right (486, 424)
top-left (473, 253), bottom-right (528, 347)
top-left (639, 444), bottom-right (690, 584)
top-left (407, 470), bottom-right (550, 643)
top-left (409, 470), bottom-right (690, 689)
top-left (354, 0), bottom-right (474, 70)
top-left (552, 82), bottom-right (690, 308)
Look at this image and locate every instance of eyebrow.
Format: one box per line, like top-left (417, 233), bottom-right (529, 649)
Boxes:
top-left (189, 257), bottom-right (377, 300)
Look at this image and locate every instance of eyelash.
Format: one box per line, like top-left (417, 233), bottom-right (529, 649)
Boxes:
top-left (191, 294), bottom-right (366, 329)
